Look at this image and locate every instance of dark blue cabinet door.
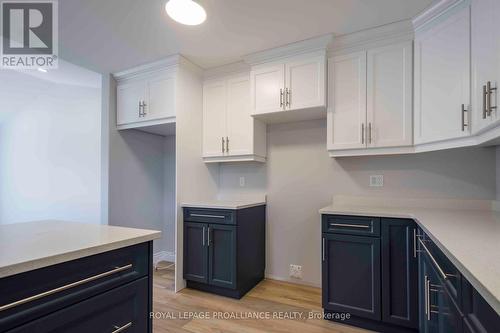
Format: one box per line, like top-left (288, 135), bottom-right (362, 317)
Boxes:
top-left (184, 222), bottom-right (208, 283)
top-left (381, 219), bottom-right (418, 329)
top-left (322, 233), bottom-right (381, 320)
top-left (208, 224), bottom-right (236, 289)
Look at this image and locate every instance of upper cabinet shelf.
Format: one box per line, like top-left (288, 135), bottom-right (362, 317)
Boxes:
top-left (245, 35), bottom-right (331, 124)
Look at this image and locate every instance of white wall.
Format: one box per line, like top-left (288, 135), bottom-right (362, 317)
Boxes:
top-left (0, 67), bottom-right (101, 225)
top-left (218, 119), bottom-right (497, 286)
top-left (497, 147), bottom-right (500, 200)
top-left (163, 135), bottom-right (176, 256)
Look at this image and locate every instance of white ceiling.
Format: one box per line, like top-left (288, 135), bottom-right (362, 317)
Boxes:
top-left (59, 0), bottom-right (434, 73)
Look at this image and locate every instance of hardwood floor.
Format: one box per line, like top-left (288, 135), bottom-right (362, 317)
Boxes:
top-left (152, 263), bottom-right (371, 333)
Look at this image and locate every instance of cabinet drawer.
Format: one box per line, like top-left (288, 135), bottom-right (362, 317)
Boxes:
top-left (417, 231), bottom-right (462, 308)
top-left (7, 277), bottom-right (148, 333)
top-left (184, 208), bottom-right (235, 225)
top-left (0, 243), bottom-right (149, 332)
top-left (322, 215), bottom-right (380, 237)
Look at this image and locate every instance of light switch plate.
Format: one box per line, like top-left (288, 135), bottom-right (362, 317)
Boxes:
top-left (370, 175), bottom-right (384, 187)
top-left (239, 177), bottom-right (245, 187)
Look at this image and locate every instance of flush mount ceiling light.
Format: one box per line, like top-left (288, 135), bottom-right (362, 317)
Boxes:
top-left (165, 0), bottom-right (206, 25)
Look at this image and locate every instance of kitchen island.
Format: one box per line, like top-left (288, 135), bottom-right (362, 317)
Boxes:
top-left (0, 220), bottom-right (161, 333)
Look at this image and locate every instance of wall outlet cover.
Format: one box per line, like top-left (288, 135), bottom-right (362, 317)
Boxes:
top-left (239, 176), bottom-right (245, 187)
top-left (369, 175), bottom-right (384, 187)
top-left (289, 264), bottom-right (302, 279)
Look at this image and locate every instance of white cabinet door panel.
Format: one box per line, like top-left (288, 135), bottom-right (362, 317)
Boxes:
top-left (285, 55), bottom-right (325, 110)
top-left (226, 76), bottom-right (253, 156)
top-left (472, 0), bottom-right (500, 133)
top-left (367, 42), bottom-right (413, 148)
top-left (250, 64), bottom-right (285, 115)
top-left (414, 5), bottom-right (471, 144)
top-left (147, 73), bottom-right (176, 121)
top-left (203, 80), bottom-right (227, 157)
top-left (117, 81), bottom-right (146, 125)
top-left (328, 52), bottom-right (367, 150)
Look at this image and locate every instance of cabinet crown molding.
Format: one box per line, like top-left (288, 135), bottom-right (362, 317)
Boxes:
top-left (243, 34), bottom-right (332, 65)
top-left (330, 20), bottom-right (413, 54)
top-left (412, 0), bottom-right (467, 31)
top-left (113, 54), bottom-right (201, 82)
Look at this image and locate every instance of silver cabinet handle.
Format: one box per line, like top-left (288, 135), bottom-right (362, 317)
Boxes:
top-left (461, 104), bottom-right (468, 131)
top-left (207, 227), bottom-right (211, 246)
top-left (361, 123), bottom-right (365, 144)
top-left (413, 229), bottom-right (417, 258)
top-left (322, 238), bottom-right (325, 262)
top-left (112, 322), bottom-right (132, 333)
top-left (483, 85), bottom-right (488, 119)
top-left (190, 213), bottom-right (225, 219)
top-left (487, 81), bottom-right (497, 115)
top-left (141, 101), bottom-right (147, 116)
top-left (226, 136), bottom-right (229, 153)
top-left (202, 226), bottom-right (206, 246)
top-left (221, 137), bottom-right (225, 153)
top-left (330, 223), bottom-right (370, 229)
top-left (368, 123), bottom-right (372, 144)
top-left (286, 88), bottom-right (290, 107)
top-left (280, 88), bottom-right (283, 108)
top-left (418, 238), bottom-right (449, 281)
top-left (0, 264), bottom-right (133, 312)
top-left (424, 275), bottom-right (430, 321)
top-left (138, 101), bottom-right (142, 117)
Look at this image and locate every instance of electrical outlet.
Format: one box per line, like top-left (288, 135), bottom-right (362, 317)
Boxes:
top-left (239, 176), bottom-right (245, 187)
top-left (289, 264), bottom-right (302, 279)
top-left (370, 175), bottom-right (384, 187)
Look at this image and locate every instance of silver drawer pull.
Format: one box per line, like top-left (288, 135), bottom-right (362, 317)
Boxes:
top-left (112, 322), bottom-right (132, 333)
top-left (0, 264), bottom-right (133, 312)
top-left (330, 223), bottom-right (370, 229)
top-left (190, 213), bottom-right (225, 219)
top-left (418, 238), bottom-right (449, 281)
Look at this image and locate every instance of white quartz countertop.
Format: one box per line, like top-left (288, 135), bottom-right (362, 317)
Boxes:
top-left (0, 220), bottom-right (161, 278)
top-left (320, 201), bottom-right (500, 315)
top-left (181, 200), bottom-right (266, 210)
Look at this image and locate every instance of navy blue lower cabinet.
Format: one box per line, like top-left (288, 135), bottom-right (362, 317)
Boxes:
top-left (382, 219), bottom-right (418, 329)
top-left (184, 222), bottom-right (209, 283)
top-left (322, 215), bottom-right (418, 333)
top-left (0, 242), bottom-right (154, 333)
top-left (322, 233), bottom-right (381, 320)
top-left (183, 205), bottom-right (265, 299)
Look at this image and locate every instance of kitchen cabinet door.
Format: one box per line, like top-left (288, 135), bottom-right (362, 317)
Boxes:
top-left (208, 224), bottom-right (236, 289)
top-left (285, 55), bottom-right (325, 111)
top-left (322, 233), bottom-right (381, 320)
top-left (414, 5), bottom-right (471, 144)
top-left (367, 42), bottom-right (413, 148)
top-left (327, 52), bottom-right (367, 150)
top-left (419, 252), bottom-right (440, 333)
top-left (184, 222), bottom-right (208, 283)
top-left (471, 0), bottom-right (500, 133)
top-left (146, 73), bottom-right (176, 121)
top-left (203, 80), bottom-right (227, 157)
top-left (381, 219), bottom-right (418, 329)
top-left (226, 75), bottom-right (253, 156)
top-left (117, 81), bottom-right (146, 125)
top-left (250, 63), bottom-right (285, 115)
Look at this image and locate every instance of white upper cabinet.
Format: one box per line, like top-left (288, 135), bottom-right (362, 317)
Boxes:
top-left (471, 0), bottom-right (500, 133)
top-left (367, 42), bottom-right (413, 148)
top-left (203, 74), bottom-right (266, 163)
top-left (285, 55), bottom-right (326, 111)
top-left (328, 41), bottom-right (413, 155)
top-left (146, 73), bottom-right (176, 121)
top-left (113, 56), bottom-right (183, 135)
top-left (117, 81), bottom-right (146, 126)
top-left (328, 52), bottom-right (367, 150)
top-left (250, 63), bottom-right (285, 115)
top-left (202, 80), bottom-right (227, 158)
top-left (414, 4), bottom-right (471, 145)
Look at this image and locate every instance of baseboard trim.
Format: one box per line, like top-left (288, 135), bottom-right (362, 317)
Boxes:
top-left (153, 251), bottom-right (175, 265)
top-left (265, 274), bottom-right (320, 288)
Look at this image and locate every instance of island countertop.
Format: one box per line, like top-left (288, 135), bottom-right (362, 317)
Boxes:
top-left (319, 197), bottom-right (500, 315)
top-left (0, 220), bottom-right (161, 279)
